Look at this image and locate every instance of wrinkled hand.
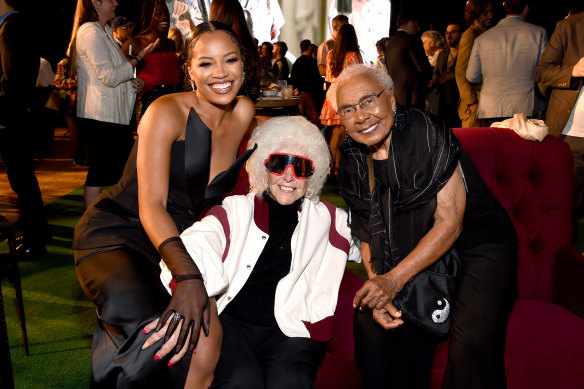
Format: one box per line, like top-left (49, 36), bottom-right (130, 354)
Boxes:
top-left (573, 57), bottom-right (584, 78)
top-left (142, 279), bottom-right (210, 362)
top-left (132, 77), bottom-right (145, 93)
top-left (372, 303), bottom-right (403, 330)
top-left (353, 273), bottom-right (401, 310)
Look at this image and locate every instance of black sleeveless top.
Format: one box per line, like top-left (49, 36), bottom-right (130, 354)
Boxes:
top-left (73, 108), bottom-right (254, 264)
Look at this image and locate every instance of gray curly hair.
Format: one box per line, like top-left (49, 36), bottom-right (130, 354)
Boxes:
top-left (421, 30), bottom-right (446, 50)
top-left (246, 116), bottom-right (330, 203)
top-left (330, 64), bottom-right (394, 112)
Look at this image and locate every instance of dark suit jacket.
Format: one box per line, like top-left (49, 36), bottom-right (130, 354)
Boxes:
top-left (535, 12), bottom-right (584, 136)
top-left (384, 30), bottom-right (432, 108)
top-left (0, 12), bottom-right (40, 127)
top-left (289, 55), bottom-right (322, 93)
top-left (272, 58), bottom-right (290, 83)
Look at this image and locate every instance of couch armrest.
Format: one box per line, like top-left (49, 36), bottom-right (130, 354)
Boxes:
top-left (553, 246), bottom-right (584, 319)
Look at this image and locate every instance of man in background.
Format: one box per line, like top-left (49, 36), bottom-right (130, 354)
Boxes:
top-left (536, 4), bottom-right (584, 220)
top-left (272, 41), bottom-right (289, 83)
top-left (435, 21), bottom-right (462, 127)
top-left (455, 0), bottom-right (494, 127)
top-left (290, 39), bottom-right (323, 126)
top-left (112, 16), bottom-right (135, 48)
top-left (466, 0), bottom-right (547, 126)
top-left (384, 12), bottom-right (431, 108)
top-left (0, 0), bottom-right (48, 257)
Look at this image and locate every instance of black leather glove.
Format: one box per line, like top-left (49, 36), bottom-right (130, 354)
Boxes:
top-left (157, 237), bottom-right (210, 353)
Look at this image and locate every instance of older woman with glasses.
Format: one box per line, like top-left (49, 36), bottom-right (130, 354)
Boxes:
top-left (153, 116), bottom-right (359, 388)
top-left (334, 64), bottom-right (518, 388)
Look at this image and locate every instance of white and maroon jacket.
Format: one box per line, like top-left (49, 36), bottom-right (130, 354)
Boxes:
top-left (160, 193), bottom-right (360, 342)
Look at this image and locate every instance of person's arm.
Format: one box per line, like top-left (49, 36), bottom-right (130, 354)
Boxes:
top-left (137, 98), bottom-right (210, 357)
top-left (535, 21), bottom-right (581, 89)
top-left (121, 37), bottom-right (159, 68)
top-left (360, 241), bottom-right (376, 279)
top-left (317, 42), bottom-right (327, 76)
top-left (353, 166), bottom-right (466, 312)
top-left (456, 30), bottom-right (479, 108)
top-left (466, 40), bottom-right (482, 83)
top-left (77, 24), bottom-right (134, 87)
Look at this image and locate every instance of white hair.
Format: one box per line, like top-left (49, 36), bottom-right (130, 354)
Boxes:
top-left (246, 116), bottom-right (331, 203)
top-left (421, 30), bottom-right (446, 49)
top-left (330, 64), bottom-right (394, 112)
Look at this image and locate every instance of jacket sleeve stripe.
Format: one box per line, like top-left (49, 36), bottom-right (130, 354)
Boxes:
top-left (323, 201), bottom-right (350, 255)
top-left (205, 205), bottom-right (231, 262)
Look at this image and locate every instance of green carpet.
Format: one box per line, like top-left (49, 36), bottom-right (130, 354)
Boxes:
top-left (2, 188), bottom-right (94, 388)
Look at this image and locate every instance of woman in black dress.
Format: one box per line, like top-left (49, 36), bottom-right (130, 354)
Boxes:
top-left (73, 22), bottom-right (255, 388)
top-left (334, 64), bottom-right (518, 389)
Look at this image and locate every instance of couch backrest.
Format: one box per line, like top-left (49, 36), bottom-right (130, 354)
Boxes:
top-left (453, 127), bottom-right (573, 300)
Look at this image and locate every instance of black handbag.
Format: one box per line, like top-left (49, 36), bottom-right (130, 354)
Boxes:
top-left (393, 248), bottom-right (460, 337)
top-left (367, 154), bottom-right (460, 337)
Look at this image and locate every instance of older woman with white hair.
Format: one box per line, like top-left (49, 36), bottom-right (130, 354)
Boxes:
top-left (334, 64), bottom-right (518, 388)
top-left (158, 115), bottom-right (358, 388)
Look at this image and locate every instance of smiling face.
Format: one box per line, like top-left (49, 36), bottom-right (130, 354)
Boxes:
top-left (336, 73), bottom-right (396, 149)
top-left (151, 1), bottom-right (170, 34)
top-left (187, 30), bottom-right (243, 105)
top-left (266, 145), bottom-right (309, 205)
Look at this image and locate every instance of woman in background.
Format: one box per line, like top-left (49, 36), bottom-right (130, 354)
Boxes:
top-left (69, 0), bottom-right (158, 208)
top-left (320, 23), bottom-right (363, 177)
top-left (123, 0), bottom-right (180, 122)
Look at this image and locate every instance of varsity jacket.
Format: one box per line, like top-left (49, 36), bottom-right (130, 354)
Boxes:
top-left (160, 193), bottom-right (360, 342)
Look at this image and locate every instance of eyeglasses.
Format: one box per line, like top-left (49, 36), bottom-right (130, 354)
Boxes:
top-left (264, 153), bottom-right (314, 179)
top-left (337, 89), bottom-right (385, 119)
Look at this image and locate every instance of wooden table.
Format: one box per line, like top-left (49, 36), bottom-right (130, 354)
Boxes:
top-left (255, 96), bottom-right (301, 116)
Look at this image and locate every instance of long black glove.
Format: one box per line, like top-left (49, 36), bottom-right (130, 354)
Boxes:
top-left (157, 237), bottom-right (210, 353)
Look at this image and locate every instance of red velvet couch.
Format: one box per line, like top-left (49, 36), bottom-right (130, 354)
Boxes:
top-left (315, 127), bottom-right (584, 389)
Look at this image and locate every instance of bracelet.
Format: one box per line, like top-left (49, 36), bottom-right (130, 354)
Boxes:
top-left (174, 274), bottom-right (204, 283)
top-left (129, 54), bottom-right (144, 65)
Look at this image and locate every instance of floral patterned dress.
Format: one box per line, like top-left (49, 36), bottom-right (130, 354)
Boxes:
top-left (320, 51), bottom-right (363, 126)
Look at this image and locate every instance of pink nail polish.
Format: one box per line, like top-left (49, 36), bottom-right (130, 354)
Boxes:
top-left (154, 355), bottom-right (161, 360)
top-left (142, 329), bottom-right (147, 334)
top-left (168, 361), bottom-right (174, 367)
top-left (193, 349), bottom-right (197, 354)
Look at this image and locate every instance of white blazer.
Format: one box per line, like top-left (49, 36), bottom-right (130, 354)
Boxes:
top-left (75, 22), bottom-right (135, 124)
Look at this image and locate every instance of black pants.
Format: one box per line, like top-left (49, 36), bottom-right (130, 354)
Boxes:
top-left (354, 311), bottom-right (437, 389)
top-left (354, 242), bottom-right (517, 389)
top-left (0, 119), bottom-right (48, 247)
top-left (75, 247), bottom-right (191, 389)
top-left (212, 312), bottom-right (327, 389)
top-left (442, 242), bottom-right (517, 389)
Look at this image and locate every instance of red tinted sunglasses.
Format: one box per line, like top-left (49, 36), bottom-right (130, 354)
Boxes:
top-left (264, 153), bottom-right (315, 179)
